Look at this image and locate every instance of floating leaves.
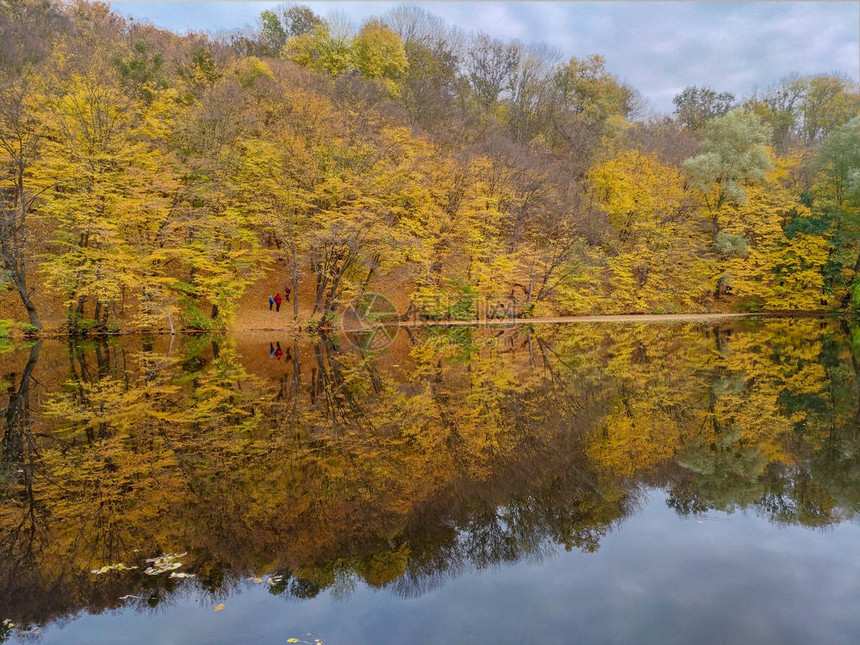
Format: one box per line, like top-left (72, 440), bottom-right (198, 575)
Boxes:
top-left (244, 574), bottom-right (284, 586)
top-left (2, 619), bottom-right (14, 629)
top-left (286, 634), bottom-right (323, 644)
top-left (144, 552), bottom-right (187, 576)
top-left (213, 604), bottom-right (225, 612)
top-left (90, 563), bottom-right (138, 575)
top-left (169, 572), bottom-right (196, 579)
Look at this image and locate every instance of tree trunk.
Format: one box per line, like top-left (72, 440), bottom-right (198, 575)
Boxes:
top-left (0, 166), bottom-right (42, 331)
top-left (11, 275), bottom-right (41, 331)
top-left (291, 243), bottom-right (299, 318)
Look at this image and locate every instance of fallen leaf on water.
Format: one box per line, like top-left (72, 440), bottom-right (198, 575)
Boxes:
top-left (169, 572), bottom-right (196, 579)
top-left (144, 561), bottom-right (182, 575)
top-left (90, 563), bottom-right (138, 575)
top-left (143, 553), bottom-right (186, 575)
top-left (213, 604), bottom-right (225, 612)
top-left (287, 640), bottom-right (299, 643)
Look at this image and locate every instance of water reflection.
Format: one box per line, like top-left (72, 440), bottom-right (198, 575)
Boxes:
top-left (0, 318), bottom-right (859, 634)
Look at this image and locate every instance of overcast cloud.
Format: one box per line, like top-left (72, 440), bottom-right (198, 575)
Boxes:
top-left (110, 1), bottom-right (860, 114)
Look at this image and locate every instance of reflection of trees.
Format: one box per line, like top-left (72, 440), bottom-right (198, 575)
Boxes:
top-left (307, 333), bottom-right (382, 431)
top-left (665, 320), bottom-right (860, 528)
top-left (1, 342), bottom-right (42, 562)
top-left (803, 320), bottom-right (860, 515)
top-left (389, 435), bottom-right (640, 599)
top-left (1, 319), bottom-right (860, 628)
top-left (0, 341), bottom-right (82, 628)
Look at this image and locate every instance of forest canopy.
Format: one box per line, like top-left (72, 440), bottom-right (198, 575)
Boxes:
top-left (1, 0), bottom-right (859, 334)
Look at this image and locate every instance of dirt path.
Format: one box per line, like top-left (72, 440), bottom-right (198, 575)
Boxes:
top-left (396, 312), bottom-right (754, 327)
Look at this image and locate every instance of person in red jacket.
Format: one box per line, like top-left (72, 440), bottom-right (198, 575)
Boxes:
top-left (274, 293), bottom-right (282, 312)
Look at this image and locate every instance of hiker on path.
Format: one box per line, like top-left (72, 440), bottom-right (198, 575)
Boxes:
top-left (284, 286), bottom-right (291, 302)
top-left (274, 293), bottom-right (283, 312)
top-left (274, 342), bottom-right (283, 360)
top-left (269, 295), bottom-right (274, 311)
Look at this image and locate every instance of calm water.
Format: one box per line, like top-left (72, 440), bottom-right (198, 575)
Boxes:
top-left (2, 318), bottom-right (860, 644)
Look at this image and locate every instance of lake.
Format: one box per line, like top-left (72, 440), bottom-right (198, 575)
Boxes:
top-left (2, 317), bottom-right (860, 644)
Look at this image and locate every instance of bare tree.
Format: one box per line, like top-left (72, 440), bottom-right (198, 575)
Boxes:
top-left (466, 35), bottom-right (520, 112)
top-left (0, 0), bottom-right (66, 330)
top-left (0, 74), bottom-right (42, 330)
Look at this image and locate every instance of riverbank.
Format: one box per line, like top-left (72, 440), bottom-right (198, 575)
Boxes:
top-left (279, 310), bottom-right (853, 333)
top-left (3, 310), bottom-right (853, 341)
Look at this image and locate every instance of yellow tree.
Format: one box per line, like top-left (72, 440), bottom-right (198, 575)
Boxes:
top-left (719, 157), bottom-right (828, 310)
top-left (282, 24), bottom-right (353, 77)
top-left (351, 20), bottom-right (409, 97)
top-left (0, 68), bottom-right (44, 330)
top-left (588, 149), bottom-right (712, 312)
top-left (37, 55), bottom-right (173, 333)
top-left (168, 55), bottom-right (272, 328)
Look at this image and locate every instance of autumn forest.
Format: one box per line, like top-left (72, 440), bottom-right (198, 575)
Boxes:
top-left (1, 0), bottom-right (859, 337)
top-left (3, 1), bottom-right (860, 641)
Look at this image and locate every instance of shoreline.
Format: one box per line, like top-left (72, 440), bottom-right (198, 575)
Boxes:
top-left (279, 310), bottom-right (855, 333)
top-left (4, 311), bottom-right (855, 340)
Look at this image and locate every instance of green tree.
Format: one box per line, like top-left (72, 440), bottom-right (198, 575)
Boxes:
top-left (683, 109), bottom-right (773, 241)
top-left (816, 116), bottom-right (860, 307)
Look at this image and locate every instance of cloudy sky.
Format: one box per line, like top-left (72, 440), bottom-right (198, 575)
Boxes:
top-left (110, 1), bottom-right (860, 114)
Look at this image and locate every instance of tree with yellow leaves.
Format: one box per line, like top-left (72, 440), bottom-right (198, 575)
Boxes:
top-left (37, 55), bottom-right (174, 333)
top-left (717, 158), bottom-right (829, 310)
top-left (587, 149), bottom-right (712, 312)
